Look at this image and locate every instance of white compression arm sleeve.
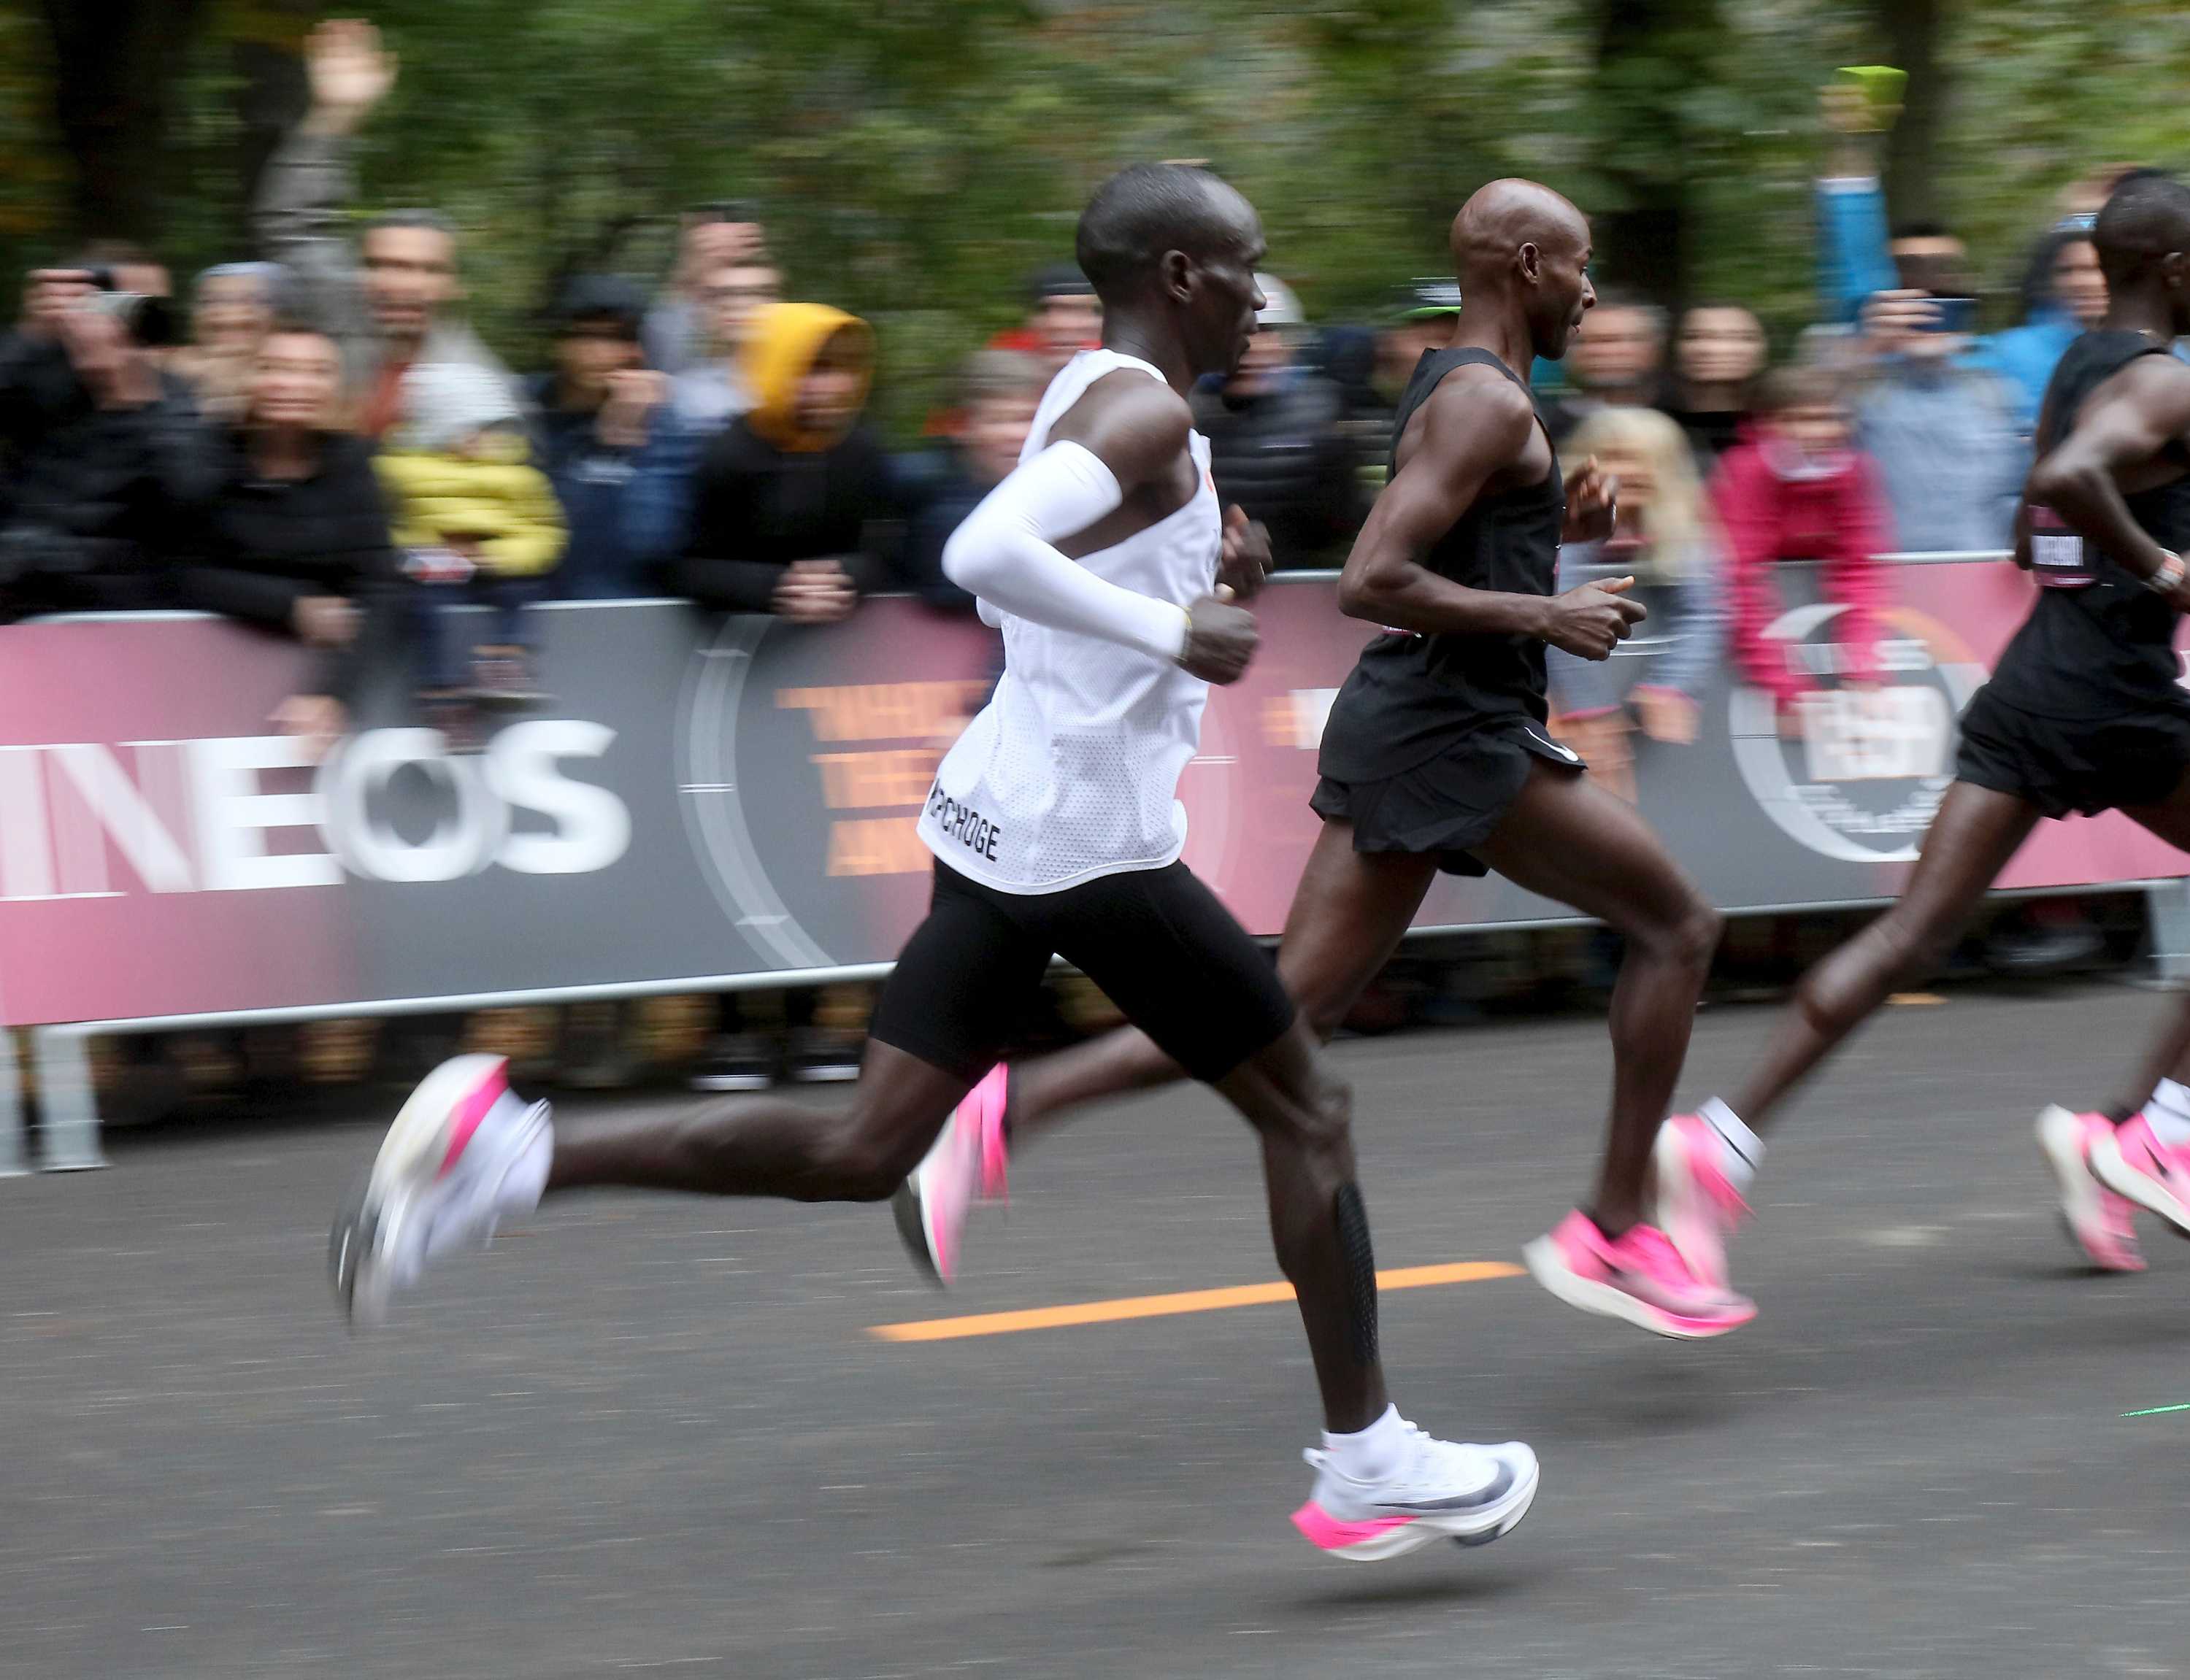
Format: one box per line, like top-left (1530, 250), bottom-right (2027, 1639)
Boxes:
top-left (942, 441), bottom-right (1191, 661)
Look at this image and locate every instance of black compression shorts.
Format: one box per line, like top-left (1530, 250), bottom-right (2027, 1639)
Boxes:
top-left (1310, 720), bottom-right (1584, 877)
top-left (1955, 685), bottom-right (2190, 820)
top-left (869, 858), bottom-right (1296, 1085)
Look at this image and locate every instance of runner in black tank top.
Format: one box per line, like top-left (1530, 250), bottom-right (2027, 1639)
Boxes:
top-left (977, 180), bottom-right (1759, 1344)
top-left (1661, 172), bottom-right (2190, 1287)
top-left (1315, 344), bottom-right (1575, 800)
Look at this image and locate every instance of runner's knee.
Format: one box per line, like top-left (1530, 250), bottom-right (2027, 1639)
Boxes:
top-left (1629, 890), bottom-right (1721, 971)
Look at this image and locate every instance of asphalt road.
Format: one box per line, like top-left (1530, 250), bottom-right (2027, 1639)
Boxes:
top-left (6, 981), bottom-right (2190, 1680)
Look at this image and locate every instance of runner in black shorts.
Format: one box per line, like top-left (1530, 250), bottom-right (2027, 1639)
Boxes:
top-left (1650, 171), bottom-right (2190, 1289)
top-left (329, 163), bottom-right (1541, 1562)
top-left (906, 180), bottom-right (1754, 1342)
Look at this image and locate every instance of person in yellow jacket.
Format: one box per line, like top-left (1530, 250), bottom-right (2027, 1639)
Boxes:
top-left (377, 359), bottom-right (566, 735)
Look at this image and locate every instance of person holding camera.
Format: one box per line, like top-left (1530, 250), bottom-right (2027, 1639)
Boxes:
top-left (1848, 288), bottom-right (2026, 555)
top-left (0, 258), bottom-right (218, 620)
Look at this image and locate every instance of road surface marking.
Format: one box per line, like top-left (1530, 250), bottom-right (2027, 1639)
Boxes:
top-left (869, 1260), bottom-right (1524, 1343)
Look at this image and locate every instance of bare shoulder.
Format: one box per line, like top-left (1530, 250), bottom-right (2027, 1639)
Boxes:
top-left (1048, 369), bottom-right (1193, 487)
top-left (1401, 363), bottom-right (1537, 470)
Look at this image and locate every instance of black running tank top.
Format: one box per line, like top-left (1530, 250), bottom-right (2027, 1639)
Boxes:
top-left (1318, 348), bottom-right (1566, 780)
top-left (1991, 331), bottom-right (2190, 718)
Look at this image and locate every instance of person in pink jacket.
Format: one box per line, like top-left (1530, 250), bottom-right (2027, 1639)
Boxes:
top-left (1710, 365), bottom-right (1893, 714)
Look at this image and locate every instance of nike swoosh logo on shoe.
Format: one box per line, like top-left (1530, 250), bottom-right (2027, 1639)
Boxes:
top-left (1370, 1464), bottom-right (1514, 1514)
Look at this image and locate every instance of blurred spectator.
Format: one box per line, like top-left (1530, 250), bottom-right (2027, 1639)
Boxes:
top-left (1817, 81), bottom-right (1948, 323)
top-left (529, 274), bottom-right (695, 598)
top-left (899, 348), bottom-right (1045, 612)
top-left (256, 18), bottom-right (518, 435)
top-left (1663, 304), bottom-right (1766, 464)
top-left (172, 261), bottom-right (285, 427)
top-left (672, 259), bottom-right (780, 432)
top-left (1321, 279), bottom-right (1462, 479)
top-left (1542, 289), bottom-right (1667, 445)
top-left (377, 361), bottom-right (564, 736)
top-left (988, 264), bottom-right (1101, 376)
top-left (673, 302), bottom-right (891, 620)
top-left (0, 261), bottom-right (217, 619)
top-left (178, 320), bottom-right (396, 758)
top-left (676, 300), bottom-right (892, 1087)
top-left (1814, 75), bottom-right (2110, 437)
top-left (1972, 228), bottom-right (2110, 435)
top-left (1711, 366), bottom-right (1891, 714)
top-left (1371, 278), bottom-right (1463, 406)
top-left (1191, 275), bottom-right (1361, 569)
top-left (1549, 406), bottom-right (1728, 800)
top-left (642, 202), bottom-right (767, 377)
top-left (1851, 290), bottom-right (2026, 554)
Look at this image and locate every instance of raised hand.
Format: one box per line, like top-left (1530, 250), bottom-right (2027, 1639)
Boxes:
top-left (1561, 455), bottom-right (1619, 544)
top-left (304, 18), bottom-right (399, 136)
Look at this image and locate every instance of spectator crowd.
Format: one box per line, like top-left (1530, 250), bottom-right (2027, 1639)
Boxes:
top-left (1, 24), bottom-right (2174, 1085)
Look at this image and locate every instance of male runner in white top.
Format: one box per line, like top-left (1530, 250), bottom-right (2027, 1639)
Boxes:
top-left (328, 163), bottom-right (1539, 1561)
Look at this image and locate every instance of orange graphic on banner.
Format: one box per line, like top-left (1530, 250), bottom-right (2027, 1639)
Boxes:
top-left (778, 681), bottom-right (991, 877)
top-left (777, 681), bottom-right (988, 744)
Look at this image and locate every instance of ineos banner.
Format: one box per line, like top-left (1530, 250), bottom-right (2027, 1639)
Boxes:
top-left (0, 563), bottom-right (2182, 1028)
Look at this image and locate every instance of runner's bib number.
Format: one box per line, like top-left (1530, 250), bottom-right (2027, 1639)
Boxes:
top-left (2029, 504), bottom-right (2092, 589)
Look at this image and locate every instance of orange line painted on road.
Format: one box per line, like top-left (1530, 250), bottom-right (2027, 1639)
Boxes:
top-left (869, 1260), bottom-right (1524, 1343)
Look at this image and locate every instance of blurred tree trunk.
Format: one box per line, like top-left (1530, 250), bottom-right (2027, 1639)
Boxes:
top-left (1877, 0), bottom-right (1945, 227)
top-left (1589, 0), bottom-right (1718, 310)
top-left (39, 0), bottom-right (208, 244)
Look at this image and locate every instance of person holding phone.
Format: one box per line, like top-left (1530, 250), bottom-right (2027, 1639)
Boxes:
top-left (1851, 285), bottom-right (2028, 553)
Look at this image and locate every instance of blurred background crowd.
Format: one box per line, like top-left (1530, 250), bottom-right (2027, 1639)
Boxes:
top-left (1, 2), bottom-right (2183, 1116)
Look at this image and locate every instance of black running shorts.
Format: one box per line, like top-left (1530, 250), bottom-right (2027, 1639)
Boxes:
top-left (869, 858), bottom-right (1296, 1086)
top-left (1310, 721), bottom-right (1584, 878)
top-left (1954, 685), bottom-right (2190, 820)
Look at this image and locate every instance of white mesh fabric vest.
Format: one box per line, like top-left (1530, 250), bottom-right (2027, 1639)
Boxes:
top-left (918, 350), bottom-right (1220, 893)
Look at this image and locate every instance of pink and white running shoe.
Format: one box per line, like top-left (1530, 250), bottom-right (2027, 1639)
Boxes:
top-left (2087, 1112), bottom-right (2190, 1240)
top-left (1523, 1210), bottom-right (1756, 1338)
top-left (1293, 1425), bottom-right (1538, 1560)
top-left (1653, 1113), bottom-right (1752, 1288)
top-left (328, 1053), bottom-right (553, 1329)
top-left (892, 1064), bottom-right (1011, 1284)
top-left (2035, 1106), bottom-right (2144, 1272)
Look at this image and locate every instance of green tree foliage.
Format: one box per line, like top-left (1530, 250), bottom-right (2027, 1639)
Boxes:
top-left (2, 0), bottom-right (2186, 432)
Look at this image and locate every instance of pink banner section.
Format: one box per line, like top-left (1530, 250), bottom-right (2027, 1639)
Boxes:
top-left (0, 565), bottom-right (2182, 1028)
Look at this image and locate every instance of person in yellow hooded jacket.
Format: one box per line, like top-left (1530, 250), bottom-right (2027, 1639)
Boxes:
top-left (669, 301), bottom-right (896, 621)
top-left (378, 358), bottom-right (566, 728)
top-left (672, 301), bottom-right (902, 1085)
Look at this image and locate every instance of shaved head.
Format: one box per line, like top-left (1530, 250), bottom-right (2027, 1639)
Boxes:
top-left (1451, 180), bottom-right (1588, 289)
top-left (1445, 178), bottom-right (1596, 362)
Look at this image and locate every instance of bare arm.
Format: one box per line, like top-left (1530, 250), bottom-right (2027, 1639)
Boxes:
top-left (1336, 371), bottom-right (1643, 659)
top-left (2026, 357), bottom-right (2190, 588)
top-left (1336, 374), bottom-right (1545, 633)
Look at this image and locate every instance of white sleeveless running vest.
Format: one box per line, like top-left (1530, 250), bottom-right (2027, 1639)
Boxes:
top-left (918, 349), bottom-right (1221, 893)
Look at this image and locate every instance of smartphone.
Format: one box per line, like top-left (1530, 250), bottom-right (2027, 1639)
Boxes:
top-left (1923, 296), bottom-right (1978, 335)
top-left (1836, 65), bottom-right (1907, 113)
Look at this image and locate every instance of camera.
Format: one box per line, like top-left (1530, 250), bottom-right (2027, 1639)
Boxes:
top-left (82, 266), bottom-right (180, 349)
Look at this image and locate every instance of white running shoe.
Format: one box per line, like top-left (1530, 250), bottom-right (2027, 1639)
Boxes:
top-left (1291, 1424), bottom-right (1539, 1560)
top-left (329, 1053), bottom-right (552, 1329)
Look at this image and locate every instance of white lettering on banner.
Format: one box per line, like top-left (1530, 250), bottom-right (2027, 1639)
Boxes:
top-left (0, 746), bottom-right (55, 898)
top-left (1799, 687), bottom-right (1952, 783)
top-left (484, 720), bottom-right (630, 874)
top-left (0, 723), bottom-right (631, 900)
top-left (323, 729), bottom-right (511, 882)
top-left (191, 733), bottom-right (343, 892)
